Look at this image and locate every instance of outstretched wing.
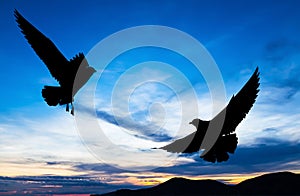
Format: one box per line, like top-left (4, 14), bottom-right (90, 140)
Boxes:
top-left (213, 67), bottom-right (260, 135)
top-left (199, 68), bottom-right (259, 162)
top-left (14, 9), bottom-right (69, 83)
top-left (159, 132), bottom-right (197, 153)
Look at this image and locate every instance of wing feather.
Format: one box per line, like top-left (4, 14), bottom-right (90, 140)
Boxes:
top-left (14, 9), bottom-right (69, 83)
top-left (214, 67), bottom-right (260, 135)
top-left (160, 132), bottom-right (197, 153)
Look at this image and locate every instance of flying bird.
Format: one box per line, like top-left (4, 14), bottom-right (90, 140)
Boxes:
top-left (14, 9), bottom-right (96, 115)
top-left (159, 67), bottom-right (260, 163)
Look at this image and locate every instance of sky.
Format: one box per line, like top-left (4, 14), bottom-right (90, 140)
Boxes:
top-left (1, 0), bottom-right (300, 195)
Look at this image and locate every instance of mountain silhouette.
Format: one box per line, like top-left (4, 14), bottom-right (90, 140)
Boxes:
top-left (237, 171), bottom-right (300, 195)
top-left (159, 67), bottom-right (260, 163)
top-left (95, 172), bottom-right (300, 196)
top-left (14, 9), bottom-right (96, 115)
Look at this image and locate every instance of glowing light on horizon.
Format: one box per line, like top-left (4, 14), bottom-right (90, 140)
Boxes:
top-left (107, 170), bottom-right (300, 186)
top-left (0, 162), bottom-right (87, 177)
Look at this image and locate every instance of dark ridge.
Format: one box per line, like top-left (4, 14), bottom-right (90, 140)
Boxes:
top-left (236, 171), bottom-right (300, 195)
top-left (93, 172), bottom-right (300, 196)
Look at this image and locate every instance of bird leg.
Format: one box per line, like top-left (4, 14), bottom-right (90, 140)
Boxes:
top-left (66, 103), bottom-right (69, 112)
top-left (71, 102), bottom-right (74, 115)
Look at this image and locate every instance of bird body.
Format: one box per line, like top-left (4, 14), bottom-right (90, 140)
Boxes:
top-left (183, 119), bottom-right (208, 153)
top-left (187, 118), bottom-right (238, 162)
top-left (14, 10), bottom-right (96, 115)
top-left (160, 67), bottom-right (260, 163)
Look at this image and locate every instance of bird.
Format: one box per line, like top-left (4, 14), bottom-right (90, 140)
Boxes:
top-left (159, 67), bottom-right (260, 163)
top-left (14, 9), bottom-right (96, 115)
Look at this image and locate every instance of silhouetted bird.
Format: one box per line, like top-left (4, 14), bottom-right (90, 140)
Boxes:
top-left (160, 67), bottom-right (260, 163)
top-left (14, 9), bottom-right (96, 115)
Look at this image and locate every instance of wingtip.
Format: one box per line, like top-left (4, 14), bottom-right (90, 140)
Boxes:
top-left (254, 66), bottom-right (259, 74)
top-left (13, 9), bottom-right (19, 16)
top-left (253, 66), bottom-right (261, 93)
top-left (13, 9), bottom-right (22, 21)
top-left (253, 66), bottom-right (260, 81)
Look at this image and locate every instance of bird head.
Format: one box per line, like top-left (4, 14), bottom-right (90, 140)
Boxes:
top-left (88, 66), bottom-right (97, 74)
top-left (189, 118), bottom-right (201, 128)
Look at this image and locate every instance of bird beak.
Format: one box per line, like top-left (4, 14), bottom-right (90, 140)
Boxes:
top-left (189, 122), bottom-right (192, 124)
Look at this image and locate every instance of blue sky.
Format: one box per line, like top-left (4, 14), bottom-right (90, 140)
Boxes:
top-left (1, 0), bottom-right (300, 194)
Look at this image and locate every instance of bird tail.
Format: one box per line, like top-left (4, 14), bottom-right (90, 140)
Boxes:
top-left (41, 86), bottom-right (62, 106)
top-left (201, 134), bottom-right (238, 163)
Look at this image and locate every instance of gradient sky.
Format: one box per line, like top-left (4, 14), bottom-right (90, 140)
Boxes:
top-left (1, 0), bottom-right (300, 195)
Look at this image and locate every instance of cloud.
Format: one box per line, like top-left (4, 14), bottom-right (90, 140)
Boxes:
top-left (236, 105), bottom-right (300, 146)
top-left (0, 110), bottom-right (99, 175)
top-left (152, 140), bottom-right (300, 176)
top-left (257, 38), bottom-right (300, 102)
top-left (96, 110), bottom-right (173, 142)
top-left (0, 175), bottom-right (135, 195)
top-left (59, 140), bottom-right (299, 188)
top-left (2, 139), bottom-right (297, 195)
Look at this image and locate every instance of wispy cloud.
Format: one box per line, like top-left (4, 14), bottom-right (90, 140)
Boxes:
top-left (96, 110), bottom-right (172, 142)
top-left (0, 175), bottom-right (132, 195)
top-left (0, 110), bottom-right (99, 176)
top-left (2, 139), bottom-right (298, 195)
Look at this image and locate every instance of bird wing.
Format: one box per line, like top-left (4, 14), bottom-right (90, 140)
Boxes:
top-left (14, 9), bottom-right (69, 84)
top-left (68, 53), bottom-right (87, 72)
top-left (212, 67), bottom-right (260, 136)
top-left (159, 132), bottom-right (197, 153)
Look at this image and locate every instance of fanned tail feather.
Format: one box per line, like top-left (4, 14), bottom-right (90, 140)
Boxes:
top-left (41, 86), bottom-right (62, 106)
top-left (201, 134), bottom-right (238, 163)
